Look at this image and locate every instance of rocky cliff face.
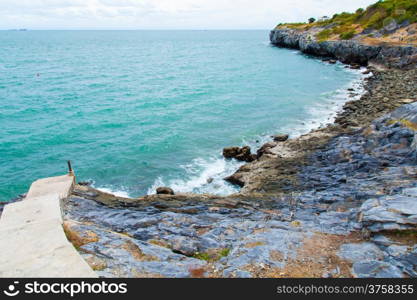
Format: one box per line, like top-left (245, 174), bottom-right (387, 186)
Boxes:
top-left (270, 28), bottom-right (417, 69)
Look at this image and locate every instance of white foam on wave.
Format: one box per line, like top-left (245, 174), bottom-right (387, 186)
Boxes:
top-left (96, 186), bottom-right (131, 198)
top-left (147, 156), bottom-right (243, 196)
top-left (147, 66), bottom-right (370, 197)
top-left (280, 66), bottom-right (370, 138)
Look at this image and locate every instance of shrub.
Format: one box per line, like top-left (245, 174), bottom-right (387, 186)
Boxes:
top-left (276, 0), bottom-right (417, 34)
top-left (317, 29), bottom-right (332, 41)
top-left (340, 30), bottom-right (356, 40)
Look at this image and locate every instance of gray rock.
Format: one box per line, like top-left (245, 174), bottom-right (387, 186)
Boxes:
top-left (352, 261), bottom-right (404, 278)
top-left (386, 245), bottom-right (409, 257)
top-left (338, 242), bottom-right (384, 262)
top-left (402, 187), bottom-right (417, 197)
top-left (381, 20), bottom-right (399, 35)
top-left (235, 270), bottom-right (252, 278)
top-left (170, 236), bottom-right (199, 256)
top-left (371, 234), bottom-right (398, 247)
top-left (360, 195), bottom-right (417, 232)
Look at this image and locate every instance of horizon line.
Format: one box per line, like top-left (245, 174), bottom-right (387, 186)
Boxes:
top-left (0, 28), bottom-right (272, 31)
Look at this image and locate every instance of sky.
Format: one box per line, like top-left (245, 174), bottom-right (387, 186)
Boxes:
top-left (0, 0), bottom-right (377, 30)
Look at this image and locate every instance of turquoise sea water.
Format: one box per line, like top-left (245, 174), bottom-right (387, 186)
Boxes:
top-left (0, 30), bottom-right (363, 201)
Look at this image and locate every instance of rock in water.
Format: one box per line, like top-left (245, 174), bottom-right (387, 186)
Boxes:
top-left (223, 147), bottom-right (240, 159)
top-left (273, 134), bottom-right (289, 142)
top-left (78, 180), bottom-right (93, 186)
top-left (156, 187), bottom-right (175, 195)
top-left (222, 146), bottom-right (255, 162)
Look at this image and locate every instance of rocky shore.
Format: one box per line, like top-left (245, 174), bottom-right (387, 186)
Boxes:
top-left (5, 16), bottom-right (414, 278)
top-left (269, 28), bottom-right (417, 69)
top-left (60, 60), bottom-right (417, 278)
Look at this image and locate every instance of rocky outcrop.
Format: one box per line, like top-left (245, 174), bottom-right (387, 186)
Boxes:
top-left (223, 146), bottom-right (256, 162)
top-left (269, 28), bottom-right (417, 69)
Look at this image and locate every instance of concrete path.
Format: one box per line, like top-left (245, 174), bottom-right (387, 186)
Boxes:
top-left (0, 175), bottom-right (97, 278)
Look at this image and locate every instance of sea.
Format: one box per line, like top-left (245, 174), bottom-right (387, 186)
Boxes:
top-left (0, 30), bottom-right (365, 201)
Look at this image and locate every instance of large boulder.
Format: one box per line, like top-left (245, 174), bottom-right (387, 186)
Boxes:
top-left (272, 134), bottom-right (289, 142)
top-left (223, 146), bottom-right (256, 162)
top-left (156, 187), bottom-right (175, 195)
top-left (223, 147), bottom-right (240, 159)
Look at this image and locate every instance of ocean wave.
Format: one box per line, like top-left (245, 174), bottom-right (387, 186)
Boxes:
top-left (279, 67), bottom-right (369, 137)
top-left (95, 186), bottom-right (131, 198)
top-left (147, 156), bottom-right (242, 196)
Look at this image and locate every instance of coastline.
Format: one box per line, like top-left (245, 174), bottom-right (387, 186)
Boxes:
top-left (269, 27), bottom-right (417, 69)
top-left (225, 66), bottom-right (416, 195)
top-left (3, 29), bottom-right (417, 278)
top-left (61, 45), bottom-right (417, 278)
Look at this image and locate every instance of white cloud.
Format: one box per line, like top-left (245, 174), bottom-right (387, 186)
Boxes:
top-left (0, 0), bottom-right (377, 29)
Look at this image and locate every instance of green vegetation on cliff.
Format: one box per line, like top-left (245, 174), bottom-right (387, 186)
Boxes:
top-left (276, 0), bottom-right (417, 42)
top-left (318, 0), bottom-right (416, 29)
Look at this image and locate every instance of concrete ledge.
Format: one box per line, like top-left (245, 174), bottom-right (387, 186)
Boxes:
top-left (26, 175), bottom-right (75, 199)
top-left (0, 174), bottom-right (97, 278)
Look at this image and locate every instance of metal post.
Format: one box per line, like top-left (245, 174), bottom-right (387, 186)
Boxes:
top-left (67, 160), bottom-right (74, 176)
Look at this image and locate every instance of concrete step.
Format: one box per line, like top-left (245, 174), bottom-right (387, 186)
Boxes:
top-left (0, 174), bottom-right (97, 278)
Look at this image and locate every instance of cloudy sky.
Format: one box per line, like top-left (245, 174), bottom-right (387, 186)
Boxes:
top-left (0, 0), bottom-right (377, 30)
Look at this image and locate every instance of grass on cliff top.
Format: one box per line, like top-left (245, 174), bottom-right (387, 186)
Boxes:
top-left (276, 0), bottom-right (417, 41)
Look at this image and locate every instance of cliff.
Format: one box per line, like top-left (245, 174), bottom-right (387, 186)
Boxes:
top-left (269, 28), bottom-right (417, 69)
top-left (270, 0), bottom-right (417, 69)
